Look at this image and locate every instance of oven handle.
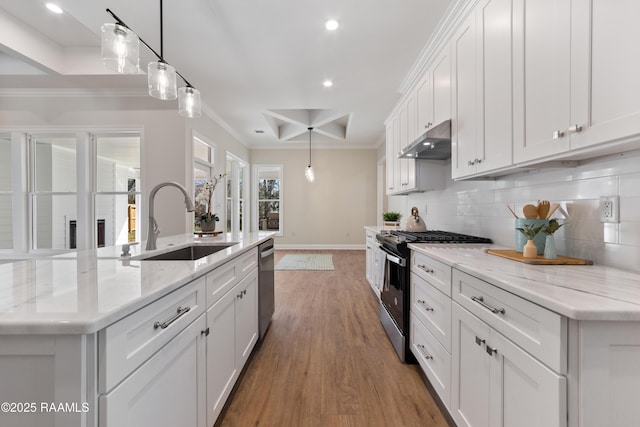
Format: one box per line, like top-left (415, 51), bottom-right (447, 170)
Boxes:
top-left (380, 246), bottom-right (406, 267)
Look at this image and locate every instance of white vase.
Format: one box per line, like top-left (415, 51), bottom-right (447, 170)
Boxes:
top-left (544, 234), bottom-right (557, 259)
top-left (200, 220), bottom-right (216, 232)
top-left (523, 239), bottom-right (538, 258)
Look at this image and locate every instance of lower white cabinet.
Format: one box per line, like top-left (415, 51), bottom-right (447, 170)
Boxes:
top-left (99, 314), bottom-right (207, 427)
top-left (206, 268), bottom-right (259, 426)
top-left (365, 229), bottom-right (384, 298)
top-left (451, 302), bottom-right (566, 427)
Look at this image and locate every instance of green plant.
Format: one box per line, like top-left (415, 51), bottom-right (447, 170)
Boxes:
top-left (542, 219), bottom-right (565, 235)
top-left (382, 211), bottom-right (402, 222)
top-left (196, 173), bottom-right (226, 224)
top-left (516, 224), bottom-right (543, 240)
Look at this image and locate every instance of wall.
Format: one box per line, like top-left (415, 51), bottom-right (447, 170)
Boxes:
top-left (251, 148), bottom-right (378, 248)
top-left (388, 150), bottom-right (640, 272)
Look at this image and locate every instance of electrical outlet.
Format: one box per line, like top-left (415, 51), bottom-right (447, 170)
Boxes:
top-left (600, 196), bottom-right (619, 223)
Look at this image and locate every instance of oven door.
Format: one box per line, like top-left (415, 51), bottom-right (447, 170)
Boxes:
top-left (379, 246), bottom-right (408, 334)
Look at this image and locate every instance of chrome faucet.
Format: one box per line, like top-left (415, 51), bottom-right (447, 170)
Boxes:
top-left (146, 182), bottom-right (195, 250)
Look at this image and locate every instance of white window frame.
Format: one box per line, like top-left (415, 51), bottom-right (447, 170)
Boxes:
top-left (192, 132), bottom-right (221, 230)
top-left (226, 153), bottom-right (248, 234)
top-left (252, 164), bottom-right (283, 237)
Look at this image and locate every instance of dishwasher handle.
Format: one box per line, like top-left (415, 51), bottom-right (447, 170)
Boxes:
top-left (260, 247), bottom-right (274, 258)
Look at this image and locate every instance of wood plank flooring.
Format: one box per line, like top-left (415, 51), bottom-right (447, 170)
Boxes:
top-left (217, 250), bottom-right (449, 427)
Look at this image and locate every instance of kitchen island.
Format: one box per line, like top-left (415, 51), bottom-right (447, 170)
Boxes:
top-left (408, 244), bottom-right (640, 427)
top-left (0, 231), bottom-right (274, 427)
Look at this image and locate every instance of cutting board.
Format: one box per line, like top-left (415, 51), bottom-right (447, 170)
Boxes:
top-left (486, 249), bottom-right (593, 265)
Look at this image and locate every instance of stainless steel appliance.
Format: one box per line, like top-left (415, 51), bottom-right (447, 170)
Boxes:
top-left (258, 238), bottom-right (275, 340)
top-left (377, 230), bottom-right (492, 362)
top-left (397, 119), bottom-right (451, 160)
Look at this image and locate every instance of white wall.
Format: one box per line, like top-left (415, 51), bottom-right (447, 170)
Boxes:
top-left (251, 148), bottom-right (378, 248)
top-left (389, 150), bottom-right (640, 272)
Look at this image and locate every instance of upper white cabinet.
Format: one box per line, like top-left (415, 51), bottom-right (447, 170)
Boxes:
top-left (452, 0), bottom-right (514, 179)
top-left (417, 49), bottom-right (451, 133)
top-left (514, 0), bottom-right (640, 163)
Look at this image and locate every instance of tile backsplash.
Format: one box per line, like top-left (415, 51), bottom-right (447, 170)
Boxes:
top-left (388, 149), bottom-right (640, 272)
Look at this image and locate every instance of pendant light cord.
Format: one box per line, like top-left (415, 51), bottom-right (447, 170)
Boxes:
top-left (308, 127), bottom-right (313, 166)
top-left (159, 0), bottom-right (164, 60)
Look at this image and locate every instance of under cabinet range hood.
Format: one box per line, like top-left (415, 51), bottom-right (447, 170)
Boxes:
top-left (398, 119), bottom-right (451, 160)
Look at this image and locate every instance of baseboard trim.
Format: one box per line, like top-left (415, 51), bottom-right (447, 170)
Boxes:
top-left (274, 244), bottom-right (365, 251)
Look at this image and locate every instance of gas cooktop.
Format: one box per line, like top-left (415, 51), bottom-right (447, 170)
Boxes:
top-left (388, 230), bottom-right (493, 244)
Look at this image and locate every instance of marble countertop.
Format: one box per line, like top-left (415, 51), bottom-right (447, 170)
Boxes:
top-left (0, 232), bottom-right (274, 335)
top-left (408, 244), bottom-right (640, 321)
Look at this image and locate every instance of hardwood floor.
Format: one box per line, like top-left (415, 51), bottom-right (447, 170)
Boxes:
top-left (217, 250), bottom-right (449, 427)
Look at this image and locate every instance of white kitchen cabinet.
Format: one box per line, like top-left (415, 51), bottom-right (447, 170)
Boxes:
top-left (569, 0), bottom-right (640, 152)
top-left (452, 303), bottom-right (566, 427)
top-left (99, 314), bottom-right (207, 427)
top-left (417, 49), bottom-right (451, 134)
top-left (365, 229), bottom-right (383, 299)
top-left (206, 268), bottom-right (258, 426)
top-left (451, 14), bottom-right (480, 178)
top-left (385, 123), bottom-right (395, 194)
top-left (452, 0), bottom-right (514, 179)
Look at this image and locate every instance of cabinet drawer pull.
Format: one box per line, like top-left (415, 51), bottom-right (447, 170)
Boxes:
top-left (417, 299), bottom-right (434, 312)
top-left (201, 327), bottom-right (210, 336)
top-left (416, 344), bottom-right (433, 360)
top-left (486, 345), bottom-right (498, 356)
top-left (475, 336), bottom-right (485, 346)
top-left (568, 124), bottom-right (583, 133)
top-left (153, 306), bottom-right (191, 329)
top-left (471, 296), bottom-right (505, 315)
top-left (552, 130), bottom-right (565, 139)
top-left (417, 264), bottom-right (434, 274)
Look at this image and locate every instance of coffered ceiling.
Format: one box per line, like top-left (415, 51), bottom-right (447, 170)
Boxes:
top-left (0, 0), bottom-right (454, 149)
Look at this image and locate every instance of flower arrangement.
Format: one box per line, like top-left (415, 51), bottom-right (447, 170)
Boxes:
top-left (196, 173), bottom-right (226, 225)
top-left (542, 219), bottom-right (565, 235)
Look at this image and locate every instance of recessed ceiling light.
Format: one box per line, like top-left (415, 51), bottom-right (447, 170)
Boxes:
top-left (323, 80), bottom-right (333, 88)
top-left (45, 3), bottom-right (63, 14)
top-left (325, 19), bottom-right (339, 31)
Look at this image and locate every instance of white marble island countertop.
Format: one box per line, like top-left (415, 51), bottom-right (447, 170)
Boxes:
top-left (408, 244), bottom-right (640, 321)
top-left (0, 232), bottom-right (274, 335)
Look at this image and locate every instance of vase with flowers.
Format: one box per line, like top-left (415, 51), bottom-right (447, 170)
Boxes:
top-left (195, 173), bottom-right (226, 232)
top-left (541, 219), bottom-right (565, 259)
top-left (516, 223), bottom-right (544, 258)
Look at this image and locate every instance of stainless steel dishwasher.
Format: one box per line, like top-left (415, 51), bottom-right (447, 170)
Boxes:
top-left (258, 238), bottom-right (275, 340)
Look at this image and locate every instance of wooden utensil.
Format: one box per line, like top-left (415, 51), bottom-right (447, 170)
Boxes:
top-left (537, 200), bottom-right (550, 219)
top-left (506, 205), bottom-right (519, 219)
top-left (546, 203), bottom-right (560, 219)
top-left (522, 204), bottom-right (538, 219)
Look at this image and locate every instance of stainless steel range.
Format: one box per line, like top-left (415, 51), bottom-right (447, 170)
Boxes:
top-left (376, 230), bottom-right (492, 362)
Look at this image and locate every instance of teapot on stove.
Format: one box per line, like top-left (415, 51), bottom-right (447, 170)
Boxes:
top-left (405, 206), bottom-right (427, 232)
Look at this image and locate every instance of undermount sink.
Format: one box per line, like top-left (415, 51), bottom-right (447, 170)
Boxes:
top-left (137, 243), bottom-right (237, 261)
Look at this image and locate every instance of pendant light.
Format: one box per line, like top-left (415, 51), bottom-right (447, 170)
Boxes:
top-left (101, 1), bottom-right (201, 117)
top-left (178, 85), bottom-right (202, 118)
top-left (101, 23), bottom-right (139, 74)
top-left (305, 127), bottom-right (315, 183)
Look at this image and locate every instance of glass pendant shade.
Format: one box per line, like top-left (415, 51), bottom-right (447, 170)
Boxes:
top-left (101, 23), bottom-right (139, 74)
top-left (148, 61), bottom-right (177, 100)
top-left (305, 165), bottom-right (315, 182)
top-left (178, 86), bottom-right (202, 118)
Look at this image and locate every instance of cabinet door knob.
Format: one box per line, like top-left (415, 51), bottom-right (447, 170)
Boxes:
top-left (475, 336), bottom-right (485, 346)
top-left (568, 124), bottom-right (583, 133)
top-left (486, 345), bottom-right (498, 356)
top-left (201, 327), bottom-right (210, 336)
top-left (552, 130), bottom-right (565, 139)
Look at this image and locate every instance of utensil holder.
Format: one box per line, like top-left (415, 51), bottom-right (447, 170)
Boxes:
top-left (515, 219), bottom-right (549, 255)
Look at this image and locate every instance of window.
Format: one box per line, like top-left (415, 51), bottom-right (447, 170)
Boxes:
top-left (94, 134), bottom-right (141, 246)
top-left (30, 134), bottom-right (77, 250)
top-left (0, 135), bottom-right (12, 249)
top-left (193, 134), bottom-right (218, 231)
top-left (226, 154), bottom-right (248, 234)
top-left (254, 165), bottom-right (282, 236)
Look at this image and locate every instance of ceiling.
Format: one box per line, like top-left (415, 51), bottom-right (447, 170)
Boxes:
top-left (0, 0), bottom-right (453, 149)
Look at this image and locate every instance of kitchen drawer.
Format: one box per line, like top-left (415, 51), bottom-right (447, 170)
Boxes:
top-left (98, 278), bottom-right (206, 393)
top-left (411, 250), bottom-right (452, 296)
top-left (206, 247), bottom-right (257, 307)
top-left (411, 271), bottom-right (451, 352)
top-left (452, 269), bottom-right (566, 373)
top-left (366, 229), bottom-right (378, 242)
top-left (411, 311), bottom-right (451, 409)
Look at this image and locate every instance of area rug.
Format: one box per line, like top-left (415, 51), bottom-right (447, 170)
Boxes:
top-left (275, 254), bottom-right (334, 271)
